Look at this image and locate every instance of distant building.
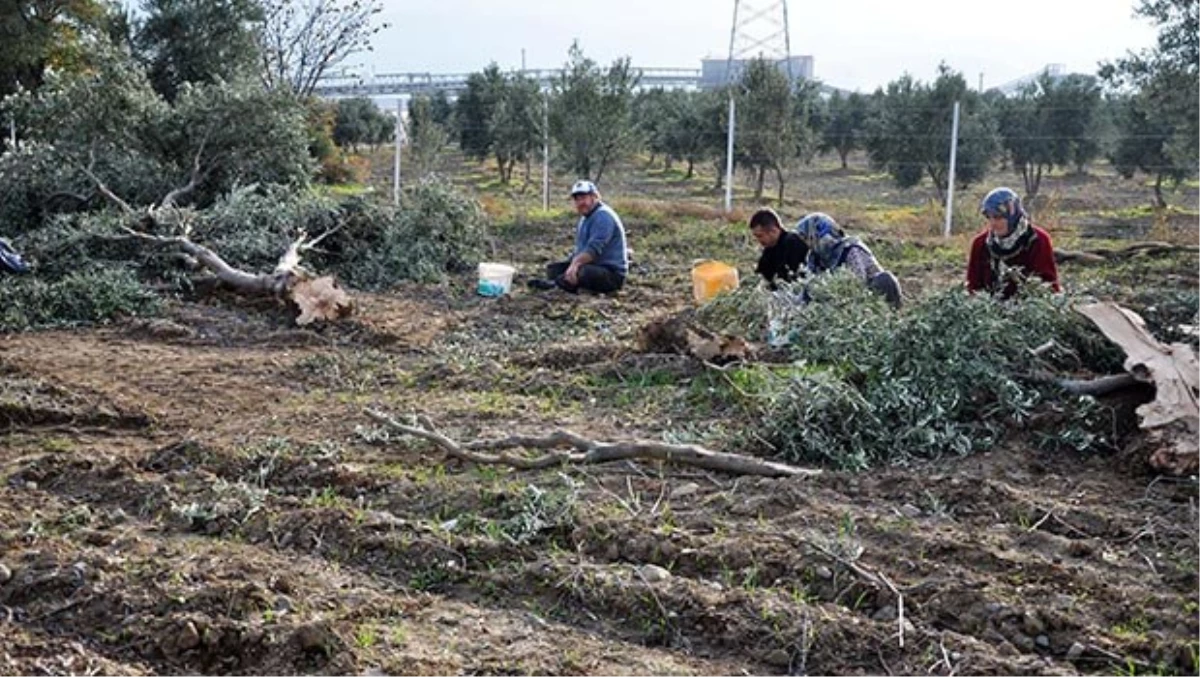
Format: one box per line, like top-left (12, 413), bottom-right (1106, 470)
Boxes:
top-left (994, 64), bottom-right (1070, 95)
top-left (699, 56), bottom-right (814, 89)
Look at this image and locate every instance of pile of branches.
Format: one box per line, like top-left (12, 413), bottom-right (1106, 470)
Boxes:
top-left (697, 272), bottom-right (1131, 470)
top-left (0, 50), bottom-right (488, 331)
top-left (0, 176), bottom-right (488, 331)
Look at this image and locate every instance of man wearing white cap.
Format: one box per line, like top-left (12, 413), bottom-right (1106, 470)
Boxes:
top-left (528, 180), bottom-right (629, 294)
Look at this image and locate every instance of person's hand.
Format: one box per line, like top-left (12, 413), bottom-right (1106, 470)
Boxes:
top-left (564, 264), bottom-right (580, 286)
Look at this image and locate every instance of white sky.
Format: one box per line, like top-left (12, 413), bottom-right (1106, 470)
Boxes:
top-left (362, 0), bottom-right (1158, 91)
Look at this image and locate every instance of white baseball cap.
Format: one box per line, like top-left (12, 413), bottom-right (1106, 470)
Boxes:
top-left (569, 180), bottom-right (598, 196)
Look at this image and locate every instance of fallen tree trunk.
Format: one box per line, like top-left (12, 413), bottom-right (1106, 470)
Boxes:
top-left (120, 225), bottom-right (353, 325)
top-left (364, 409), bottom-right (820, 478)
top-left (81, 158), bottom-right (352, 325)
top-left (1055, 241), bottom-right (1199, 265)
top-left (1058, 373), bottom-right (1142, 397)
top-left (1077, 302), bottom-right (1199, 475)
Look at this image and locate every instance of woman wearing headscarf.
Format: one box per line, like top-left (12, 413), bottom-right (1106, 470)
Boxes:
top-left (795, 212), bottom-right (903, 309)
top-left (966, 187), bottom-right (1060, 299)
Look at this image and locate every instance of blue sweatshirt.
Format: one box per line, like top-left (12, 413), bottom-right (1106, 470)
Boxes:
top-left (573, 202), bottom-right (628, 276)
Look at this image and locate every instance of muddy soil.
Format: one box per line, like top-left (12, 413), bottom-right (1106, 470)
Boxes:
top-left (1, 258), bottom-right (1196, 677)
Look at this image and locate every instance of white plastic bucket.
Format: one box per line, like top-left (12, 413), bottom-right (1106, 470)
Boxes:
top-left (477, 262), bottom-right (516, 297)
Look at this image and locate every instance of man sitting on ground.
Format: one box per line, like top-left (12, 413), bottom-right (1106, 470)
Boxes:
top-left (749, 207), bottom-right (809, 288)
top-left (528, 180), bottom-right (628, 294)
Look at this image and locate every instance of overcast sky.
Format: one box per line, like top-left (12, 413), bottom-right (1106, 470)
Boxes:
top-left (359, 0), bottom-right (1158, 91)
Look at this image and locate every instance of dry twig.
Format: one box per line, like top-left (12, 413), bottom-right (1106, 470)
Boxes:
top-left (364, 410), bottom-right (821, 478)
top-left (809, 540), bottom-right (907, 649)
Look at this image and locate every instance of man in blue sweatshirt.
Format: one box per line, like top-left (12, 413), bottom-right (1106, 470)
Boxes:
top-left (528, 180), bottom-right (628, 294)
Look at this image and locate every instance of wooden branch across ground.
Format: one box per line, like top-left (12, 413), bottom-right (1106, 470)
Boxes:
top-left (363, 409), bottom-right (821, 478)
top-left (1055, 241), bottom-right (1199, 265)
top-left (1058, 373), bottom-right (1142, 396)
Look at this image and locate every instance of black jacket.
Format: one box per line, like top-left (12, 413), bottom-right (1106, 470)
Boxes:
top-left (755, 231), bottom-right (809, 287)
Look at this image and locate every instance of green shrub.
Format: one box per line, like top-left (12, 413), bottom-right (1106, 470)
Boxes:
top-left (323, 175), bottom-right (489, 289)
top-left (0, 266), bottom-right (161, 332)
top-left (701, 273), bottom-right (1127, 469)
top-left (0, 172), bottom-right (488, 330)
top-left (189, 185), bottom-right (341, 273)
top-left (2, 50), bottom-right (314, 232)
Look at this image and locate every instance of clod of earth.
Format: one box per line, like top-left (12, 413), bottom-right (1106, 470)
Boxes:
top-left (637, 311), bottom-right (752, 364)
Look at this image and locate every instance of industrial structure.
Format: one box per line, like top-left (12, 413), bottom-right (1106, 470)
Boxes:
top-left (698, 55), bottom-right (813, 89)
top-left (312, 66), bottom-right (708, 98)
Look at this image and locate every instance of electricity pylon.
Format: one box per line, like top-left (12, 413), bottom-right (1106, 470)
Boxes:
top-left (724, 0), bottom-right (793, 211)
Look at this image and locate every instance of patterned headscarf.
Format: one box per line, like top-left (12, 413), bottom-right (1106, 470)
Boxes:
top-left (796, 212), bottom-right (860, 273)
top-left (982, 188), bottom-right (1037, 261)
top-left (980, 189), bottom-right (1039, 294)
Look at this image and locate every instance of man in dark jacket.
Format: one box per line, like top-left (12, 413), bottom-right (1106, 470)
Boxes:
top-left (749, 208), bottom-right (808, 288)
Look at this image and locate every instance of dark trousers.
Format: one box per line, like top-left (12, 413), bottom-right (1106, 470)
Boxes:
top-left (546, 260), bottom-right (625, 294)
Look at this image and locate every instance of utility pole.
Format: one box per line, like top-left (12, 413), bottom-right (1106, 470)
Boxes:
top-left (724, 0), bottom-right (793, 212)
top-left (542, 92), bottom-right (550, 211)
top-left (724, 96), bottom-right (736, 213)
top-left (393, 98), bottom-right (404, 206)
top-left (944, 101), bottom-right (960, 238)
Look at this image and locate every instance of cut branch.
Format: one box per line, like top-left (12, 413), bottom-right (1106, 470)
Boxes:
top-left (1058, 373), bottom-right (1142, 396)
top-left (120, 225), bottom-right (284, 293)
top-left (364, 410), bottom-right (821, 478)
top-left (159, 132), bottom-right (210, 209)
top-left (77, 155), bottom-right (134, 216)
top-left (1056, 242), bottom-right (1199, 264)
top-left (77, 162), bottom-right (353, 325)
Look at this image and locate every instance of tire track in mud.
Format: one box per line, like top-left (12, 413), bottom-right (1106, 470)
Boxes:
top-left (6, 436), bottom-right (1195, 675)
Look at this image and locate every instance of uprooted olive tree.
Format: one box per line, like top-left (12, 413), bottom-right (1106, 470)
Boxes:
top-left (0, 47), bottom-right (487, 330)
top-left (690, 271), bottom-right (1198, 474)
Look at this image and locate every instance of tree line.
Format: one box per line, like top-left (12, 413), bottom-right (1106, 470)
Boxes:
top-left (3, 0), bottom-right (1194, 208)
top-left (331, 0), bottom-right (1196, 207)
top-left (0, 0), bottom-right (387, 188)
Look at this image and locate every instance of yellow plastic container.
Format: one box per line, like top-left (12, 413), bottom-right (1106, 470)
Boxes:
top-left (691, 260), bottom-right (739, 303)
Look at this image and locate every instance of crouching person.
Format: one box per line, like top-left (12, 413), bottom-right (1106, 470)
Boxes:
top-left (528, 180), bottom-right (628, 294)
top-left (795, 212), bottom-right (903, 309)
top-left (967, 187), bottom-right (1060, 299)
top-left (749, 207), bottom-right (809, 288)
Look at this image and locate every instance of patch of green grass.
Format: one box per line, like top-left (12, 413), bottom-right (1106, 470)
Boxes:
top-left (869, 239), bottom-right (967, 273)
top-left (308, 486), bottom-right (348, 509)
top-left (408, 565), bottom-right (453, 591)
top-left (1112, 615), bottom-right (1151, 640)
top-left (40, 437), bottom-right (74, 453)
top-left (354, 624), bottom-right (378, 649)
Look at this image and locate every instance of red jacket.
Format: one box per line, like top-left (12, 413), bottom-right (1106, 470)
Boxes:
top-left (966, 225), bottom-right (1060, 298)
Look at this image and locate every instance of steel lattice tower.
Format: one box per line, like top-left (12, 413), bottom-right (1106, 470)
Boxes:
top-left (722, 0), bottom-right (794, 211)
top-left (725, 0), bottom-right (793, 85)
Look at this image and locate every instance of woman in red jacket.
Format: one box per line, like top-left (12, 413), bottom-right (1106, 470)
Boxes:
top-left (966, 187), bottom-right (1060, 298)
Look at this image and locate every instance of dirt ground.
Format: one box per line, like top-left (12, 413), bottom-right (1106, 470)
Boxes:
top-left (1, 156), bottom-right (1198, 676)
